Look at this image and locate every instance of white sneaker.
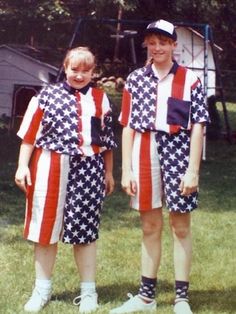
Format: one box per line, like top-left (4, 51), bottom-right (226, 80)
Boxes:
top-left (109, 293), bottom-right (156, 314)
top-left (73, 292), bottom-right (98, 313)
top-left (174, 301), bottom-right (193, 314)
top-left (24, 287), bottom-right (51, 312)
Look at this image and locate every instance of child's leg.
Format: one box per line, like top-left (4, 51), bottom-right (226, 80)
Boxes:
top-left (73, 242), bottom-right (96, 282)
top-left (73, 242), bottom-right (98, 313)
top-left (138, 209), bottom-right (163, 301)
top-left (169, 212), bottom-right (193, 313)
top-left (169, 212), bottom-right (192, 282)
top-left (34, 243), bottom-right (58, 279)
top-left (24, 243), bottom-right (57, 312)
top-left (140, 209), bottom-right (163, 279)
top-left (109, 210), bottom-right (162, 314)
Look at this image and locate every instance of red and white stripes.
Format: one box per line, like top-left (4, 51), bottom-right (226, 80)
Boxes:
top-left (131, 131), bottom-right (163, 211)
top-left (24, 148), bottom-right (69, 244)
top-left (17, 96), bottom-right (43, 145)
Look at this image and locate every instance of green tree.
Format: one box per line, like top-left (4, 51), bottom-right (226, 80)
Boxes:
top-left (0, 0), bottom-right (235, 81)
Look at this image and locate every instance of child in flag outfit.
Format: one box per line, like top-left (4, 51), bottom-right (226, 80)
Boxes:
top-left (15, 47), bottom-right (116, 313)
top-left (110, 20), bottom-right (209, 314)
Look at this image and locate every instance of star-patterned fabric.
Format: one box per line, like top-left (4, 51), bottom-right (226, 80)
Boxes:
top-left (63, 154), bottom-right (105, 244)
top-left (155, 130), bottom-right (198, 212)
top-left (119, 61), bottom-right (209, 134)
top-left (17, 81), bottom-right (116, 156)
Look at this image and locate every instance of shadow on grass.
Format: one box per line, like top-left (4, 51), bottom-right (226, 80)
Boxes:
top-left (0, 134), bottom-right (25, 228)
top-left (52, 281), bottom-right (236, 313)
top-left (190, 287), bottom-right (236, 313)
top-left (0, 187), bottom-right (25, 226)
top-left (52, 280), bottom-right (172, 303)
top-left (0, 231), bottom-right (25, 244)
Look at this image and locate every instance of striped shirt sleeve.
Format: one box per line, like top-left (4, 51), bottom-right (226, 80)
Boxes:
top-left (17, 96), bottom-right (44, 145)
top-left (119, 88), bottom-right (132, 127)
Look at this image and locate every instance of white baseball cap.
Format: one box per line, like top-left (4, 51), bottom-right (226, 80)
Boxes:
top-left (145, 19), bottom-right (177, 41)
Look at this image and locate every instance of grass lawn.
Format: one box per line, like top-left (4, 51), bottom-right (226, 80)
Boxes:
top-left (0, 115), bottom-right (236, 313)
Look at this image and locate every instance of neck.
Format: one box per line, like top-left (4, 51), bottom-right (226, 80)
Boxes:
top-left (153, 60), bottom-right (173, 79)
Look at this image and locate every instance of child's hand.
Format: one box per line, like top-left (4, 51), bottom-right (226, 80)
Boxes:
top-left (15, 166), bottom-right (32, 193)
top-left (105, 172), bottom-right (115, 196)
top-left (121, 170), bottom-right (137, 196)
top-left (179, 170), bottom-right (199, 196)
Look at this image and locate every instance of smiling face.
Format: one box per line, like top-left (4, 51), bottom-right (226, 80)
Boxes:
top-left (145, 34), bottom-right (177, 67)
top-left (65, 60), bottom-right (93, 89)
top-left (63, 47), bottom-right (95, 89)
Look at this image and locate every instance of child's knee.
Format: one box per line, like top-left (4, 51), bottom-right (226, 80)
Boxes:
top-left (172, 224), bottom-right (190, 239)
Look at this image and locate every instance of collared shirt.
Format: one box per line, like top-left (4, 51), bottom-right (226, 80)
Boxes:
top-left (17, 81), bottom-right (116, 156)
top-left (119, 61), bottom-right (209, 134)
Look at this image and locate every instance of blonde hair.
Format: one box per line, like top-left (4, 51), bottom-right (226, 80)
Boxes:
top-left (63, 47), bottom-right (95, 70)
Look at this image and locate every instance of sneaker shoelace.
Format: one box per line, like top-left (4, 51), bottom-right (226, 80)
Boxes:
top-left (73, 293), bottom-right (94, 306)
top-left (126, 293), bottom-right (134, 300)
top-left (32, 287), bottom-right (50, 302)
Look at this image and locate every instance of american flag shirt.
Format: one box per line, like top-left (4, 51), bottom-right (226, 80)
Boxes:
top-left (120, 61), bottom-right (210, 213)
top-left (119, 61), bottom-right (209, 133)
top-left (18, 81), bottom-right (116, 245)
top-left (17, 81), bottom-right (116, 156)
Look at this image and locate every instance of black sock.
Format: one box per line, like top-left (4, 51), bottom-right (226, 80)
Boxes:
top-left (175, 280), bottom-right (189, 303)
top-left (138, 276), bottom-right (157, 301)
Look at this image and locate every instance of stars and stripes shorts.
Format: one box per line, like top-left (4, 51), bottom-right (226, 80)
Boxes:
top-left (24, 148), bottom-right (105, 245)
top-left (131, 130), bottom-right (198, 213)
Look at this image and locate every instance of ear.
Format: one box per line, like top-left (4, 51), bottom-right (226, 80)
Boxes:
top-left (173, 41), bottom-right (178, 48)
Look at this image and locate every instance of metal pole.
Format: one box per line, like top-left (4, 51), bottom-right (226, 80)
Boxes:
top-left (202, 24), bottom-right (209, 160)
top-left (113, 5), bottom-right (123, 62)
top-left (209, 27), bottom-right (232, 143)
top-left (56, 18), bottom-right (84, 82)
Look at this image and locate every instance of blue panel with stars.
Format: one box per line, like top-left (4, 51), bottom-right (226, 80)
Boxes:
top-left (155, 130), bottom-right (198, 213)
top-left (62, 154), bottom-right (105, 244)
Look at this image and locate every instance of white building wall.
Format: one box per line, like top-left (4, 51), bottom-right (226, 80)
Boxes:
top-left (0, 46), bottom-right (58, 117)
top-left (174, 27), bottom-right (219, 97)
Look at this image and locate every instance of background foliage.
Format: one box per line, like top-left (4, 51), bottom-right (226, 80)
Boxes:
top-left (0, 0), bottom-right (235, 72)
top-left (1, 0), bottom-right (236, 102)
